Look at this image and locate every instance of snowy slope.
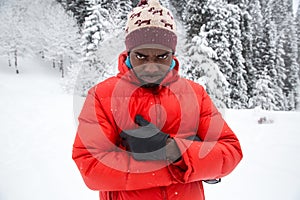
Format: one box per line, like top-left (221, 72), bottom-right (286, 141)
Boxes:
top-left (1, 58), bottom-right (300, 200)
top-left (0, 58), bottom-right (97, 200)
top-left (205, 109), bottom-right (300, 200)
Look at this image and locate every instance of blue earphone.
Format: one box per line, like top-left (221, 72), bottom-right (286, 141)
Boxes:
top-left (125, 56), bottom-right (176, 70)
top-left (125, 56), bottom-right (132, 69)
top-left (169, 59), bottom-right (176, 70)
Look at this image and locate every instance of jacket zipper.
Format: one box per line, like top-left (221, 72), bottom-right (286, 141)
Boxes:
top-left (161, 186), bottom-right (168, 200)
top-left (153, 89), bottom-right (167, 200)
top-left (152, 90), bottom-right (161, 126)
top-left (109, 191), bottom-right (114, 200)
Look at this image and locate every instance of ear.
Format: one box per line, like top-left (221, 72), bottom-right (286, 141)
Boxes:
top-left (169, 59), bottom-right (176, 70)
top-left (125, 56), bottom-right (132, 69)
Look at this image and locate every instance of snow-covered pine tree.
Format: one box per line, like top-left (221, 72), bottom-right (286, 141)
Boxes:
top-left (297, 2), bottom-right (300, 62)
top-left (249, 2), bottom-right (277, 110)
top-left (0, 0), bottom-right (29, 73)
top-left (282, 12), bottom-right (300, 110)
top-left (258, 0), bottom-right (267, 10)
top-left (274, 29), bottom-right (287, 110)
top-left (117, 0), bottom-right (132, 21)
top-left (131, 0), bottom-right (140, 7)
top-left (81, 3), bottom-right (106, 62)
top-left (76, 0), bottom-right (121, 96)
top-left (66, 0), bottom-right (91, 28)
top-left (78, 2), bottom-right (107, 95)
top-left (204, 1), bottom-right (248, 108)
top-left (271, 0), bottom-right (289, 32)
top-left (184, 26), bottom-right (230, 108)
top-left (229, 0), bottom-right (254, 105)
top-left (169, 0), bottom-right (187, 21)
top-left (0, 1), bottom-right (10, 61)
top-left (226, 4), bottom-right (248, 108)
top-left (57, 0), bottom-right (94, 28)
top-left (226, 0), bottom-right (248, 7)
top-left (287, 0), bottom-right (294, 16)
top-left (265, 12), bottom-right (284, 111)
top-left (297, 2), bottom-right (300, 46)
top-left (96, 0), bottom-right (116, 10)
top-left (297, 3), bottom-right (300, 107)
top-left (184, 0), bottom-right (209, 39)
top-left (26, 0), bottom-right (81, 76)
top-left (0, 0), bottom-right (81, 76)
top-left (245, 0), bottom-right (263, 106)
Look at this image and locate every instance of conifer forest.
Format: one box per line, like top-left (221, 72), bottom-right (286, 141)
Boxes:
top-left (0, 0), bottom-right (299, 111)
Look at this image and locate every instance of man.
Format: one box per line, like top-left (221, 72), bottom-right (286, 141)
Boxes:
top-left (72, 0), bottom-right (243, 199)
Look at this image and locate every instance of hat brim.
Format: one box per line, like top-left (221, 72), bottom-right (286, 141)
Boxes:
top-left (125, 27), bottom-right (177, 52)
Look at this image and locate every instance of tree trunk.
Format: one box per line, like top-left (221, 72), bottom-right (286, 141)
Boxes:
top-left (60, 58), bottom-right (64, 78)
top-left (8, 52), bottom-right (11, 67)
top-left (14, 49), bottom-right (19, 74)
top-left (40, 50), bottom-right (45, 59)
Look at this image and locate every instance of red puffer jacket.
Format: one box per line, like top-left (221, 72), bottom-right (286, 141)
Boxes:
top-left (72, 52), bottom-right (243, 200)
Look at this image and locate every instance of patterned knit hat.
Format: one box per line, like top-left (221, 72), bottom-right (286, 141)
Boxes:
top-left (125, 0), bottom-right (177, 52)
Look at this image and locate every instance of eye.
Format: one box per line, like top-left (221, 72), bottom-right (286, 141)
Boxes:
top-left (157, 53), bottom-right (170, 60)
top-left (135, 53), bottom-right (146, 60)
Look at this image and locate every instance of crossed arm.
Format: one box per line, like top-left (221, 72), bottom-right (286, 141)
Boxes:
top-left (72, 87), bottom-right (243, 191)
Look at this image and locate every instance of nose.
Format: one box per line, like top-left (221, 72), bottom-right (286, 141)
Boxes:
top-left (143, 63), bottom-right (160, 73)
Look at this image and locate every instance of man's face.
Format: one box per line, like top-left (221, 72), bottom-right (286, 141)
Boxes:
top-left (129, 48), bottom-right (173, 85)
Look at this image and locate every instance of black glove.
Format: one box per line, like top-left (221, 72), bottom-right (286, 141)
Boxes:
top-left (185, 135), bottom-right (202, 141)
top-left (120, 115), bottom-right (170, 161)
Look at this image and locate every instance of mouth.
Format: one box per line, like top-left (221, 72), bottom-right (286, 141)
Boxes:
top-left (140, 75), bottom-right (162, 83)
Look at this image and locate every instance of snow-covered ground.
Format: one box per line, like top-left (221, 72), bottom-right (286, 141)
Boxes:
top-left (1, 57), bottom-right (300, 200)
top-left (0, 58), bottom-right (97, 200)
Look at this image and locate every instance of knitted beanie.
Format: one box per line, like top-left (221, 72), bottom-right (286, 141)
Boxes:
top-left (125, 0), bottom-right (177, 52)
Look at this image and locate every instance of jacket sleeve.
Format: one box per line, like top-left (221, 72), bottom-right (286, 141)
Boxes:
top-left (72, 86), bottom-right (174, 191)
top-left (168, 85), bottom-right (243, 183)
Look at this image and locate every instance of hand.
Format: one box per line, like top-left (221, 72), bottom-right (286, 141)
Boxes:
top-left (166, 138), bottom-right (181, 162)
top-left (185, 135), bottom-right (202, 141)
top-left (120, 115), bottom-right (170, 161)
top-left (165, 135), bottom-right (201, 163)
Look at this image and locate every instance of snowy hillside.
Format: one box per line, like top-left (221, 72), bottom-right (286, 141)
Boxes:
top-left (0, 58), bottom-right (300, 200)
top-left (0, 58), bottom-right (98, 200)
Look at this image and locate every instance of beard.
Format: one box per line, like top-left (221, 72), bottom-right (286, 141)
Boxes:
top-left (134, 72), bottom-right (167, 88)
top-left (141, 82), bottom-right (160, 88)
